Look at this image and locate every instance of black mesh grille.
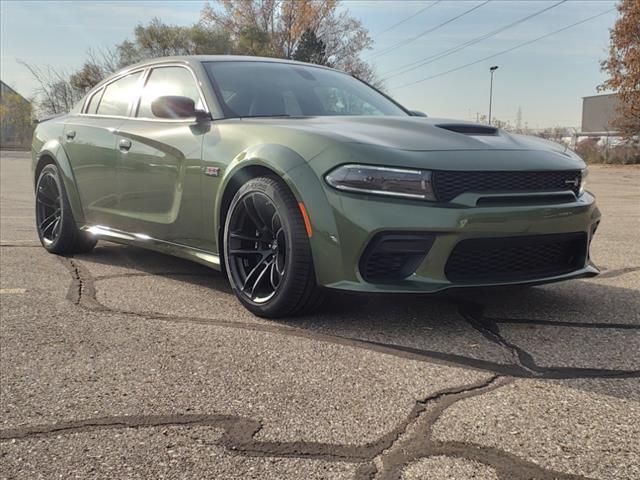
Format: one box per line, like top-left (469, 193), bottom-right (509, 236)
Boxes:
top-left (432, 170), bottom-right (582, 202)
top-left (360, 233), bottom-right (435, 282)
top-left (364, 252), bottom-right (417, 280)
top-left (445, 233), bottom-right (587, 283)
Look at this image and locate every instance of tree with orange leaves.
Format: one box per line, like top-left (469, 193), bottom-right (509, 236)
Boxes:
top-left (599, 0), bottom-right (640, 139)
top-left (200, 0), bottom-right (378, 85)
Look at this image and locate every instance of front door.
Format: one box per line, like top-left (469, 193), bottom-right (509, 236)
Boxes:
top-left (110, 66), bottom-right (207, 247)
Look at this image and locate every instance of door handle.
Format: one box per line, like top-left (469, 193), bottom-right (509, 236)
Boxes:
top-left (119, 138), bottom-right (132, 151)
top-left (65, 130), bottom-right (76, 140)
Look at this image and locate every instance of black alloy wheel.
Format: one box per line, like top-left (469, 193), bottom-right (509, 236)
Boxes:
top-left (36, 169), bottom-right (63, 246)
top-left (226, 191), bottom-right (286, 303)
top-left (224, 176), bottom-right (323, 318)
top-left (35, 163), bottom-right (97, 254)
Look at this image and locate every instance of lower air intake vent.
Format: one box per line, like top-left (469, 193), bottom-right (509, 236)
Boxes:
top-left (360, 233), bottom-right (435, 282)
top-left (445, 233), bottom-right (587, 283)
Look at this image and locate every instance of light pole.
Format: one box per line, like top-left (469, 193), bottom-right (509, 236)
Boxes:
top-left (488, 65), bottom-right (498, 125)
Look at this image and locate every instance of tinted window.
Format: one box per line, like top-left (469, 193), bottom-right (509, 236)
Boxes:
top-left (96, 72), bottom-right (142, 116)
top-left (138, 67), bottom-right (204, 118)
top-left (85, 88), bottom-right (103, 114)
top-left (204, 61), bottom-right (408, 118)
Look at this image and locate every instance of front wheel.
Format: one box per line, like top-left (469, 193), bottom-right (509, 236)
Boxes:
top-left (223, 176), bottom-right (323, 318)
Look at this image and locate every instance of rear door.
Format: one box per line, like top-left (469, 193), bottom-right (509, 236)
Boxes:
top-left (63, 71), bottom-right (144, 227)
top-left (110, 65), bottom-right (207, 247)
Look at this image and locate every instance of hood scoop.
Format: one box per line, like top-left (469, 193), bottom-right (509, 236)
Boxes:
top-left (436, 124), bottom-right (498, 136)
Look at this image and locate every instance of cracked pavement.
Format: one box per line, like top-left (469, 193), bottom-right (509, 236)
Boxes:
top-left (1, 151), bottom-right (639, 479)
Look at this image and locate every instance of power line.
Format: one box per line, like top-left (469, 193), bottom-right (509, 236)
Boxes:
top-left (367, 0), bottom-right (491, 61)
top-left (372, 1), bottom-right (443, 38)
top-left (369, 0), bottom-right (489, 60)
top-left (391, 8), bottom-right (615, 90)
top-left (381, 0), bottom-right (566, 81)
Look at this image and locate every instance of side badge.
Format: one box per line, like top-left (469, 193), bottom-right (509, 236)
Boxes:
top-left (204, 166), bottom-right (221, 177)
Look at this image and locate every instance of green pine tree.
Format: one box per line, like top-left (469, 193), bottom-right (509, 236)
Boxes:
top-left (292, 29), bottom-right (328, 66)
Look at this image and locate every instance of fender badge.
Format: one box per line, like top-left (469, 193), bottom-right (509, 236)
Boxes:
top-left (204, 166), bottom-right (220, 177)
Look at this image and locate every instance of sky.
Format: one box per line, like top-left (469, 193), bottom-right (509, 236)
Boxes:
top-left (0, 0), bottom-right (619, 129)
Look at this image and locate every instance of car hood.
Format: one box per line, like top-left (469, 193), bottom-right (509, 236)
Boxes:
top-left (276, 116), bottom-right (570, 154)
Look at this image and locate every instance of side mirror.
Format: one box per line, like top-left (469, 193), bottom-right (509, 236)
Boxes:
top-left (151, 96), bottom-right (210, 121)
top-left (410, 110), bottom-right (428, 117)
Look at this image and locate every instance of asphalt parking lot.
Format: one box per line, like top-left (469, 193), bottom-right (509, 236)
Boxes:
top-left (1, 150), bottom-right (638, 479)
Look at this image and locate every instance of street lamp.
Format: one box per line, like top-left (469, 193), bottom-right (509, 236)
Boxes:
top-left (488, 65), bottom-right (498, 125)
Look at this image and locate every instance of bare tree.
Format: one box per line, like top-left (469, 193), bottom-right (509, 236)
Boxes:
top-left (536, 126), bottom-right (568, 143)
top-left (22, 18), bottom-right (233, 114)
top-left (200, 0), bottom-right (377, 83)
top-left (22, 2), bottom-right (379, 114)
top-left (18, 60), bottom-right (81, 116)
top-left (599, 0), bottom-right (640, 140)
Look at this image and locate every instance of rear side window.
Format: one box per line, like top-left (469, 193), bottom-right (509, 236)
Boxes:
top-left (96, 72), bottom-right (142, 117)
top-left (137, 67), bottom-right (204, 118)
top-left (85, 88), bottom-right (103, 114)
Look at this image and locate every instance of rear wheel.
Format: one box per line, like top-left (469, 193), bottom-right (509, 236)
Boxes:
top-left (223, 176), bottom-right (323, 318)
top-left (35, 163), bottom-right (96, 254)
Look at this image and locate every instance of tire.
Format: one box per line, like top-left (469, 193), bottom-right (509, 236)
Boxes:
top-left (223, 176), bottom-right (323, 318)
top-left (35, 163), bottom-right (97, 255)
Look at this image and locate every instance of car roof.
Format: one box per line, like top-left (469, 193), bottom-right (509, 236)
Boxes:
top-left (96, 55), bottom-right (340, 89)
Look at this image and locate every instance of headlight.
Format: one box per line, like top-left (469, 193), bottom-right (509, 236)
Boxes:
top-left (580, 168), bottom-right (588, 195)
top-left (325, 164), bottom-right (436, 200)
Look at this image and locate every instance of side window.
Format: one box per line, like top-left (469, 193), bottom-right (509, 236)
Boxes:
top-left (96, 72), bottom-right (142, 117)
top-left (85, 88), bottom-right (103, 114)
top-left (137, 67), bottom-right (204, 119)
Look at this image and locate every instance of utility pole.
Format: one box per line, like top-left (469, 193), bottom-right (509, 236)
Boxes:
top-left (488, 65), bottom-right (498, 125)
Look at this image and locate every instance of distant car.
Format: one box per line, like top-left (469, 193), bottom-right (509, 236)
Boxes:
top-left (32, 56), bottom-right (600, 317)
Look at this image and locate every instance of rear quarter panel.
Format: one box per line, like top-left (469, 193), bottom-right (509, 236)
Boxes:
top-left (32, 115), bottom-right (87, 224)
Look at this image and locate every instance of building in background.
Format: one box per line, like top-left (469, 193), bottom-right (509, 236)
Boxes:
top-left (0, 80), bottom-right (32, 149)
top-left (575, 93), bottom-right (637, 164)
top-left (581, 93), bottom-right (620, 135)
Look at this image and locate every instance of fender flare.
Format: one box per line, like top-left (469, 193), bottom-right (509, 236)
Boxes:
top-left (33, 140), bottom-right (86, 225)
top-left (211, 143), bottom-right (344, 285)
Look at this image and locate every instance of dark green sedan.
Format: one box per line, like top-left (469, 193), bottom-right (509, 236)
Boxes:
top-left (32, 56), bottom-right (600, 317)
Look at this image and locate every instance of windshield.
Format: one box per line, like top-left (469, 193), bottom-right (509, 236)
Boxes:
top-left (204, 61), bottom-right (408, 118)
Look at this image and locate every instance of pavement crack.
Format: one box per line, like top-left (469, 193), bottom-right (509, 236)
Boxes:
top-left (358, 376), bottom-right (505, 479)
top-left (0, 414), bottom-right (366, 463)
top-left (458, 302), bottom-right (538, 375)
top-left (0, 379), bottom-right (508, 472)
top-left (0, 243), bottom-right (41, 248)
top-left (62, 256), bottom-right (83, 305)
top-left (371, 376), bottom-right (588, 480)
top-left (0, 377), bottom-right (595, 479)
top-left (94, 271), bottom-right (214, 281)
top-left (457, 301), bottom-right (640, 379)
top-left (54, 256), bottom-right (640, 380)
top-left (491, 316), bottom-right (640, 330)
top-left (598, 266), bottom-right (640, 279)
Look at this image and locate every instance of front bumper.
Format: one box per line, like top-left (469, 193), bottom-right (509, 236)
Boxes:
top-left (314, 188), bottom-right (601, 293)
